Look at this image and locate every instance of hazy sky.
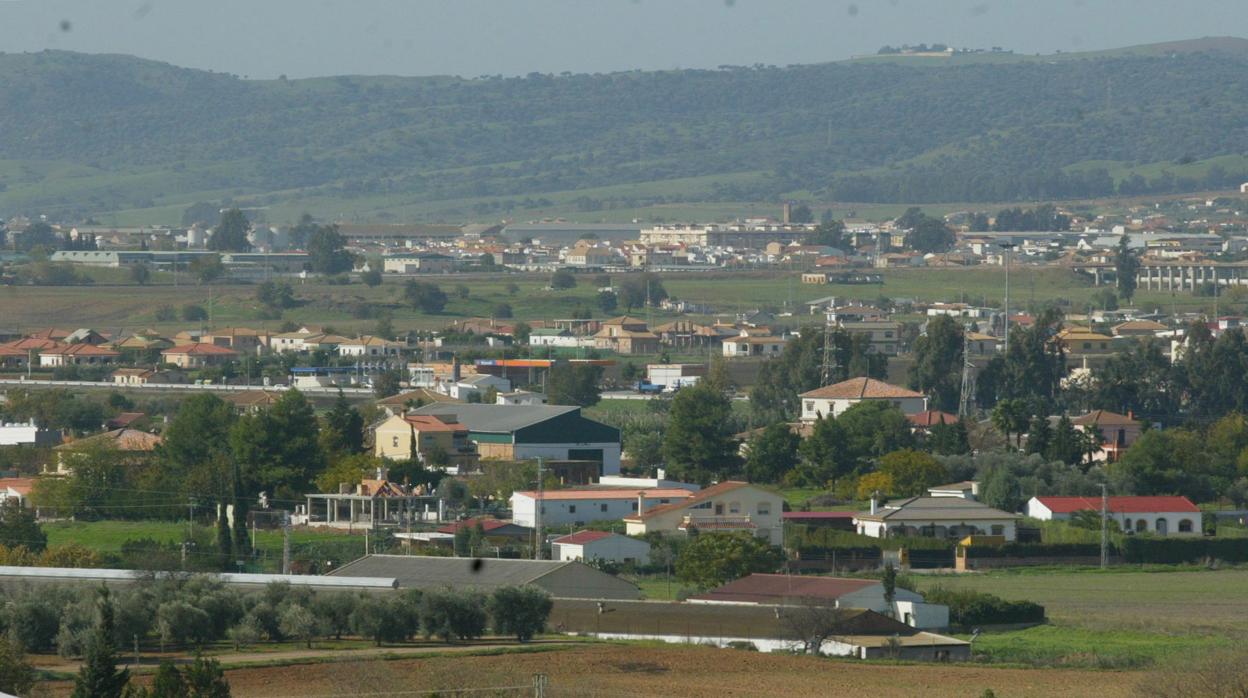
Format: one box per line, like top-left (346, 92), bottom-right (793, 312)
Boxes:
top-left (1, 0), bottom-right (1245, 79)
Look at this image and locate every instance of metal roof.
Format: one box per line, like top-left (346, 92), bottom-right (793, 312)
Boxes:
top-left (409, 404), bottom-right (579, 433)
top-left (327, 555), bottom-right (638, 599)
top-left (0, 566), bottom-right (396, 589)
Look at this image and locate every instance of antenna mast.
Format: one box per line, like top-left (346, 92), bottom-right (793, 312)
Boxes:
top-left (821, 319), bottom-right (838, 386)
top-left (958, 327), bottom-right (975, 418)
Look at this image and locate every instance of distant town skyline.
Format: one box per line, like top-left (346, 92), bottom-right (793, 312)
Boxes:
top-left (0, 0), bottom-right (1246, 79)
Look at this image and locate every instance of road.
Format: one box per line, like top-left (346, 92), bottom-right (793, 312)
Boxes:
top-left (0, 378), bottom-right (374, 395)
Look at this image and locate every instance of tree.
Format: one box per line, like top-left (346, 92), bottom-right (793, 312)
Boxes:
top-left (0, 499), bottom-right (46, 552)
top-left (882, 564), bottom-right (897, 606)
top-left (311, 592), bottom-right (358, 641)
top-left (979, 464), bottom-right (1023, 513)
top-left (288, 213), bottom-right (319, 249)
top-left (183, 655), bottom-right (231, 698)
top-left (182, 303), bottom-right (209, 322)
top-left (492, 303), bottom-right (513, 319)
top-left (779, 600), bottom-right (856, 655)
top-left (72, 588), bottom-right (129, 698)
top-left (159, 394), bottom-right (236, 496)
top-left (229, 389), bottom-right (323, 499)
top-left (350, 595), bottom-right (411, 646)
top-left (279, 604), bottom-right (321, 649)
top-left (0, 637), bottom-right (34, 696)
top-left (361, 267), bottom-right (383, 287)
top-left (256, 281), bottom-right (296, 311)
top-left (550, 270), bottom-right (577, 290)
top-left (618, 273), bottom-right (667, 311)
top-left (663, 381), bottom-right (737, 484)
top-left (147, 661), bottom-right (188, 698)
top-left (744, 423), bottom-right (800, 484)
top-left (675, 531), bottom-right (783, 589)
top-left (306, 223), bottom-right (354, 274)
top-left (836, 401), bottom-right (916, 468)
top-left (208, 208), bottom-right (251, 252)
top-left (512, 321), bottom-right (532, 345)
top-left (1115, 234), bottom-right (1140, 303)
top-left (190, 254), bottom-right (225, 284)
top-left (506, 282), bottom-right (520, 296)
top-left (487, 586), bottom-right (553, 642)
top-left (129, 263), bottom-right (152, 285)
top-left (809, 219), bottom-right (845, 248)
top-left (878, 449), bottom-right (948, 497)
top-left (928, 419), bottom-right (970, 455)
top-left (794, 415), bottom-right (852, 487)
top-left (320, 391), bottom-right (365, 455)
top-left (419, 590), bottom-right (487, 643)
top-left (897, 207), bottom-right (954, 253)
top-left (15, 222), bottom-right (58, 252)
top-left (909, 316), bottom-right (964, 412)
top-left (596, 290), bottom-right (618, 314)
top-left (372, 369), bottom-right (402, 398)
top-left (789, 203), bottom-right (814, 223)
top-left (546, 361), bottom-right (602, 407)
top-left (404, 281), bottom-right (448, 313)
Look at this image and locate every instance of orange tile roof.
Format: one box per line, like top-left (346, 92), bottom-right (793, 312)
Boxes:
top-left (43, 343), bottom-right (120, 357)
top-left (623, 481), bottom-right (752, 521)
top-left (800, 377), bottom-right (925, 400)
top-left (162, 343), bottom-right (239, 356)
top-left (403, 415), bottom-right (468, 432)
top-left (1071, 409), bottom-right (1141, 427)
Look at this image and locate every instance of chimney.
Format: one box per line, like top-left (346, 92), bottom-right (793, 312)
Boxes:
top-left (637, 493), bottom-right (646, 515)
top-left (451, 355), bottom-right (461, 382)
top-left (656, 468), bottom-right (666, 482)
top-left (376, 466), bottom-right (388, 481)
top-left (870, 492), bottom-right (879, 515)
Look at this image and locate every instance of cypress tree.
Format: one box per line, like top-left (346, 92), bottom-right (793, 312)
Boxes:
top-left (71, 588), bottom-right (130, 698)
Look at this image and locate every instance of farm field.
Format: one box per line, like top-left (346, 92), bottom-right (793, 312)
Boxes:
top-left (0, 266), bottom-right (1228, 335)
top-left (33, 643), bottom-right (1145, 698)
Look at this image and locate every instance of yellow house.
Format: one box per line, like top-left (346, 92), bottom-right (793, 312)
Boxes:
top-left (374, 413), bottom-right (476, 467)
top-left (623, 481), bottom-right (784, 545)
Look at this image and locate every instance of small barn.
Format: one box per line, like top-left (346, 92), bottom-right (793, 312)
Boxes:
top-left (551, 531), bottom-right (651, 565)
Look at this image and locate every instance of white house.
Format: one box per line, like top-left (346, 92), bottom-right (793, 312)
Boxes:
top-left (854, 496), bottom-right (1020, 541)
top-left (552, 530), bottom-right (652, 565)
top-left (1026, 495), bottom-right (1201, 536)
top-left (623, 481), bottom-right (785, 545)
top-left (446, 374), bottom-right (511, 401)
top-left (337, 336), bottom-right (404, 358)
top-left (722, 335), bottom-right (787, 358)
top-left (799, 377), bottom-right (928, 421)
top-left (511, 488), bottom-right (695, 528)
top-left (0, 421), bottom-right (60, 447)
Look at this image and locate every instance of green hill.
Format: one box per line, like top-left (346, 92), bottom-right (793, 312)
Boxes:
top-left (2, 38), bottom-right (1248, 223)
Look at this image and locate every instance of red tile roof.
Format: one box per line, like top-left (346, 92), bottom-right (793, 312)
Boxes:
top-left (1071, 410), bottom-right (1141, 427)
top-left (623, 481), bottom-right (752, 521)
top-left (3, 338), bottom-right (66, 352)
top-left (162, 343), bottom-right (239, 356)
top-left (800, 377), bottom-right (924, 400)
top-left (689, 574), bottom-right (879, 604)
top-left (552, 530), bottom-right (615, 545)
top-left (1035, 496), bottom-right (1199, 514)
top-left (907, 410), bottom-right (959, 428)
top-left (43, 343), bottom-right (120, 357)
top-left (403, 415), bottom-right (468, 432)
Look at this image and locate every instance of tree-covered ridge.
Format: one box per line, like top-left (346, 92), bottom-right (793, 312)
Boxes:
top-left (3, 45), bottom-right (1248, 215)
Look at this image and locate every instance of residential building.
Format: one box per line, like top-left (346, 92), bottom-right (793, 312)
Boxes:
top-left (382, 253), bottom-right (454, 274)
top-left (1055, 328), bottom-right (1115, 356)
top-left (552, 531), bottom-right (651, 565)
top-left (373, 414), bottom-right (476, 468)
top-left (111, 368), bottom-right (187, 385)
top-left (38, 343), bottom-right (121, 367)
top-left (0, 478), bottom-right (35, 508)
top-left (1071, 409), bottom-right (1144, 462)
top-left (327, 555), bottom-right (641, 600)
top-left (221, 390), bottom-right (283, 413)
top-left (51, 428), bottom-right (163, 474)
top-left (1026, 495), bottom-right (1201, 536)
top-left (799, 377), bottom-right (928, 421)
top-left (1112, 319), bottom-right (1169, 337)
top-left (63, 329), bottom-right (110, 346)
top-left (444, 373), bottom-right (512, 401)
top-left (721, 334), bottom-right (787, 358)
top-left (510, 487), bottom-right (696, 527)
top-left (853, 496), bottom-right (1020, 541)
top-left (688, 574), bottom-right (948, 630)
top-left (927, 481), bottom-right (980, 499)
top-left (623, 481), bottom-right (784, 545)
top-left (374, 388), bottom-right (460, 417)
top-left (906, 410), bottom-right (960, 431)
top-left (593, 317), bottom-right (660, 355)
top-left (160, 343), bottom-right (239, 369)
top-left (564, 243), bottom-right (617, 267)
top-left (337, 336), bottom-right (404, 358)
top-left (841, 321), bottom-right (903, 355)
top-left (203, 328), bottom-right (270, 353)
top-left (0, 345), bottom-right (29, 369)
top-left (965, 331), bottom-right (1001, 356)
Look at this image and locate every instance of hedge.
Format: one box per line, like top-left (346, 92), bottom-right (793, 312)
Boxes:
top-left (785, 525), bottom-right (953, 552)
top-left (964, 542), bottom-right (1109, 559)
top-left (923, 587), bottom-right (1046, 627)
top-left (1120, 537), bottom-right (1248, 564)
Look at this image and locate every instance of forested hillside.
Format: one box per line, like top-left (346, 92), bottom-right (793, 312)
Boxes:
top-left (2, 40), bottom-right (1248, 220)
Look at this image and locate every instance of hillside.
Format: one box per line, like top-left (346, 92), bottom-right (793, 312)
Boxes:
top-left (2, 39), bottom-right (1248, 223)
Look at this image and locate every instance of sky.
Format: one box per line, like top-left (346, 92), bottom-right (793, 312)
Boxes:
top-left (0, 0), bottom-right (1245, 79)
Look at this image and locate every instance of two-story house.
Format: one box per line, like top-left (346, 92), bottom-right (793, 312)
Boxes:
top-left (799, 377), bottom-right (928, 421)
top-left (623, 481), bottom-right (784, 545)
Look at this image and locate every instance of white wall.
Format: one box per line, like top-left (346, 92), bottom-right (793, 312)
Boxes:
top-left (511, 490), bottom-right (678, 527)
top-left (1026, 498), bottom-right (1199, 536)
top-left (801, 395), bottom-right (928, 421)
top-left (553, 536), bottom-right (651, 564)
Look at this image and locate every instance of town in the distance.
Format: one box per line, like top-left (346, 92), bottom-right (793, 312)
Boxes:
top-left (1, 188), bottom-right (1246, 695)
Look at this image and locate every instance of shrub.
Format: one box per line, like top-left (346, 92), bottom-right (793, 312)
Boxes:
top-left (923, 587), bottom-right (1045, 627)
top-left (487, 586), bottom-right (552, 642)
top-left (6, 599), bottom-right (59, 652)
top-left (1121, 537), bottom-right (1248, 564)
top-left (420, 590), bottom-right (487, 643)
top-left (0, 637), bottom-right (34, 696)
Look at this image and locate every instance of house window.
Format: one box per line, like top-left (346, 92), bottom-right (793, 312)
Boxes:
top-left (1135, 519), bottom-right (1147, 532)
top-left (729, 502), bottom-right (741, 514)
top-left (659, 499), bottom-right (670, 504)
top-left (757, 502), bottom-right (770, 516)
top-left (991, 525), bottom-right (1004, 536)
top-left (631, 501), bottom-right (638, 510)
top-left (691, 501), bottom-right (712, 510)
top-left (569, 505), bottom-right (577, 513)
top-left (805, 401), bottom-right (815, 412)
top-left (600, 503), bottom-right (608, 513)
top-left (1083, 342), bottom-right (1091, 349)
top-left (714, 503), bottom-right (724, 516)
top-left (1178, 519), bottom-right (1194, 533)
top-left (392, 436), bottom-right (399, 448)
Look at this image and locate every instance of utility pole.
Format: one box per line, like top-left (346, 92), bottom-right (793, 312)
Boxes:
top-left (1100, 483), bottom-right (1109, 570)
top-left (820, 319), bottom-right (838, 386)
top-left (534, 457), bottom-right (544, 560)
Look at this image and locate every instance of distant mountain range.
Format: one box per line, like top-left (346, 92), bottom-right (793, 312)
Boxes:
top-left (2, 37), bottom-right (1248, 223)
